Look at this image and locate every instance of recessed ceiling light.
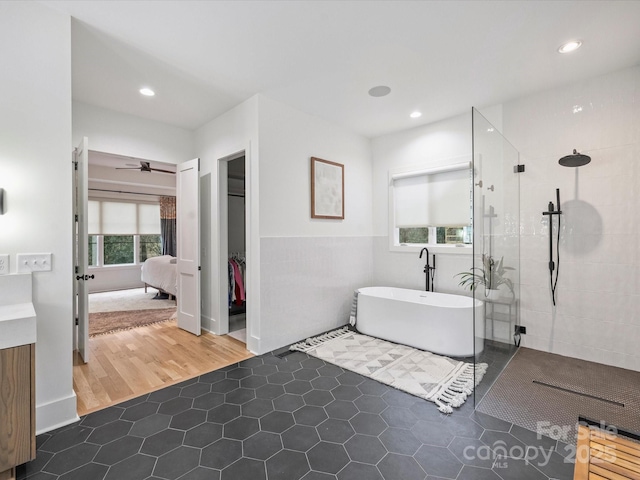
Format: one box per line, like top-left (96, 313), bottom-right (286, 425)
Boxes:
top-left (487, 127), bottom-right (495, 132)
top-left (557, 40), bottom-right (582, 54)
top-left (410, 111), bottom-right (422, 119)
top-left (572, 105), bottom-right (583, 114)
top-left (368, 86), bottom-right (391, 97)
top-left (139, 87), bottom-right (155, 97)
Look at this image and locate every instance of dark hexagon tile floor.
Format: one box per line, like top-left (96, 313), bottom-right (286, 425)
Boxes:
top-left (18, 340), bottom-right (574, 480)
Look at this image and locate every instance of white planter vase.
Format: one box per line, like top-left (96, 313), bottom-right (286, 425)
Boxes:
top-left (484, 287), bottom-right (502, 301)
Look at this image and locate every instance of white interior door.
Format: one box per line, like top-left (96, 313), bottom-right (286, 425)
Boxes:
top-left (177, 158), bottom-right (201, 335)
top-left (74, 137), bottom-right (89, 363)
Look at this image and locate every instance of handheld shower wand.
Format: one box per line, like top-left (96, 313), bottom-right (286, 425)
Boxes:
top-left (542, 188), bottom-right (562, 305)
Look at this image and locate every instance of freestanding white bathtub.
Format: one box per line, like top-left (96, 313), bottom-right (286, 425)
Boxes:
top-left (356, 286), bottom-right (484, 357)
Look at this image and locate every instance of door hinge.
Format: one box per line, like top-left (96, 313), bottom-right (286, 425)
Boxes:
top-left (73, 161), bottom-right (78, 171)
top-left (75, 266), bottom-right (79, 274)
top-left (75, 214), bottom-right (78, 222)
top-left (514, 164), bottom-right (525, 173)
top-left (75, 317), bottom-right (79, 326)
top-left (198, 266), bottom-right (202, 271)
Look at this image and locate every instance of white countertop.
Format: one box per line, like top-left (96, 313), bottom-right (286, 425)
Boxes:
top-left (0, 274), bottom-right (37, 349)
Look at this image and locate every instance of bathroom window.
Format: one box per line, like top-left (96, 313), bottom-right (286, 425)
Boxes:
top-left (398, 226), bottom-right (472, 245)
top-left (399, 227), bottom-right (430, 244)
top-left (389, 160), bottom-right (472, 252)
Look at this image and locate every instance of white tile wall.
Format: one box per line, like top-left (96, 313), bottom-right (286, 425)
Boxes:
top-left (372, 236), bottom-right (516, 343)
top-left (259, 236), bottom-right (373, 353)
top-left (371, 236), bottom-right (473, 295)
top-left (504, 65), bottom-right (640, 372)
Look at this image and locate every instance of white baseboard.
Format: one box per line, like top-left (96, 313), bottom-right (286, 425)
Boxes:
top-left (201, 314), bottom-right (217, 334)
top-left (36, 392), bottom-right (80, 435)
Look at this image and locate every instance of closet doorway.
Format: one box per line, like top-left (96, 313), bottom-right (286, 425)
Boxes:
top-left (219, 151), bottom-right (248, 345)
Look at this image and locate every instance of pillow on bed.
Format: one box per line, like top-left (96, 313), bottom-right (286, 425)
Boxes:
top-left (169, 257), bottom-right (177, 264)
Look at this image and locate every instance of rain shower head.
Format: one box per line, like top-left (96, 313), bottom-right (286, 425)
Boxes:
top-left (559, 149), bottom-right (591, 167)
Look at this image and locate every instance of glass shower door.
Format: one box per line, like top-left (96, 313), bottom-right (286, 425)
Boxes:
top-left (472, 108), bottom-right (521, 405)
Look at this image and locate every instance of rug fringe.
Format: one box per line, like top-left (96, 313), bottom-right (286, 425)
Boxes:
top-left (89, 318), bottom-right (174, 338)
top-left (435, 363), bottom-right (488, 414)
top-left (290, 326), bottom-right (351, 352)
top-left (292, 328), bottom-right (488, 414)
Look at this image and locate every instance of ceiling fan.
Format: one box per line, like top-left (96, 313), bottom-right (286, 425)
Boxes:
top-left (116, 161), bottom-right (175, 174)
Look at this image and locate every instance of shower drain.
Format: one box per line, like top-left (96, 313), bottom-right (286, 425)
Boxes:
top-left (532, 380), bottom-right (625, 407)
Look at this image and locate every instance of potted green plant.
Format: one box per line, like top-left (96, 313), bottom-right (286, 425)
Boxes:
top-left (456, 254), bottom-right (514, 300)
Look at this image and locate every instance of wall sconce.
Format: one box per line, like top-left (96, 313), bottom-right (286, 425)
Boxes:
top-left (0, 188), bottom-right (5, 215)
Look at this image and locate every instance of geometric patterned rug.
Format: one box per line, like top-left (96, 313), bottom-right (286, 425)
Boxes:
top-left (291, 327), bottom-right (487, 413)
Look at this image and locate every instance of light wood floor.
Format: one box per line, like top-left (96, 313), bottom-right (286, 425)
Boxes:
top-left (73, 320), bottom-right (253, 416)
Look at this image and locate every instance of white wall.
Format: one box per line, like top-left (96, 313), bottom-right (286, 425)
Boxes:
top-left (258, 96), bottom-right (373, 238)
top-left (0, 2), bottom-right (76, 433)
top-left (195, 96), bottom-right (260, 351)
top-left (88, 266), bottom-right (145, 293)
top-left (371, 113), bottom-right (474, 295)
top-left (502, 66), bottom-right (640, 371)
top-left (73, 101), bottom-right (195, 164)
top-left (257, 96), bottom-right (374, 353)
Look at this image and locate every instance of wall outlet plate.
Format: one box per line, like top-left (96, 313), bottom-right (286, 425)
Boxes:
top-left (0, 254), bottom-right (9, 275)
top-left (514, 325), bottom-right (527, 335)
top-left (17, 253), bottom-right (52, 273)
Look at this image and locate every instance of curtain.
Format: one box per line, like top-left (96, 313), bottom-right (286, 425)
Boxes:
top-left (160, 196), bottom-right (177, 257)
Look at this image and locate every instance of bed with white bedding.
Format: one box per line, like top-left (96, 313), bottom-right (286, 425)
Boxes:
top-left (141, 255), bottom-right (177, 297)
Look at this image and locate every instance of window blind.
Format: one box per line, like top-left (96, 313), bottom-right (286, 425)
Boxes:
top-left (393, 163), bottom-right (471, 228)
top-left (88, 200), bottom-right (161, 235)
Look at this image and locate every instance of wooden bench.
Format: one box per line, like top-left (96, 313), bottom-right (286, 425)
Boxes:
top-left (574, 417), bottom-right (640, 480)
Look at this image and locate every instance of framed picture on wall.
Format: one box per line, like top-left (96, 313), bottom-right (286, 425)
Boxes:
top-left (311, 157), bottom-right (344, 219)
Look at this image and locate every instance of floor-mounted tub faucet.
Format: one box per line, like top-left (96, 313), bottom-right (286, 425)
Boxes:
top-left (419, 247), bottom-right (436, 292)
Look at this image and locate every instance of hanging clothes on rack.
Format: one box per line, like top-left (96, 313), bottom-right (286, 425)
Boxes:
top-left (228, 253), bottom-right (246, 308)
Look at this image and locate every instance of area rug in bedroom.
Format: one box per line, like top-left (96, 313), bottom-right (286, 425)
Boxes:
top-left (290, 327), bottom-right (487, 413)
top-left (89, 307), bottom-right (177, 337)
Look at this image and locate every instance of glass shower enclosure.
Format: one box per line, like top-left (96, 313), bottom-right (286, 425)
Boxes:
top-left (472, 108), bottom-right (521, 404)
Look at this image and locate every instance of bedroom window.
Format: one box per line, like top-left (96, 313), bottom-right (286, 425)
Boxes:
top-left (88, 235), bottom-right (98, 267)
top-left (140, 235), bottom-right (162, 262)
top-left (104, 235), bottom-right (135, 265)
top-left (88, 199), bottom-right (162, 267)
top-left (88, 234), bottom-right (161, 267)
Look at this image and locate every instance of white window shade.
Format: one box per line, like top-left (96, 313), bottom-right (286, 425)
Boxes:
top-left (88, 200), bottom-right (100, 235)
top-left (393, 165), bottom-right (470, 227)
top-left (138, 203), bottom-right (161, 235)
top-left (88, 200), bottom-right (160, 235)
top-left (102, 202), bottom-right (137, 234)
top-left (394, 175), bottom-right (430, 228)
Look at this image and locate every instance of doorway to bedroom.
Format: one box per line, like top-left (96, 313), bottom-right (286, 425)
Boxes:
top-left (81, 151), bottom-right (178, 337)
top-left (73, 150), bottom-right (252, 415)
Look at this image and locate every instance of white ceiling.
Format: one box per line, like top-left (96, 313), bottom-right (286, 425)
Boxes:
top-left (45, 0), bottom-right (640, 138)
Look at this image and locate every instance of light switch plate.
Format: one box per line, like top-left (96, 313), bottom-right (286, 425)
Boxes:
top-left (17, 253), bottom-right (52, 273)
top-left (0, 254), bottom-right (9, 275)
